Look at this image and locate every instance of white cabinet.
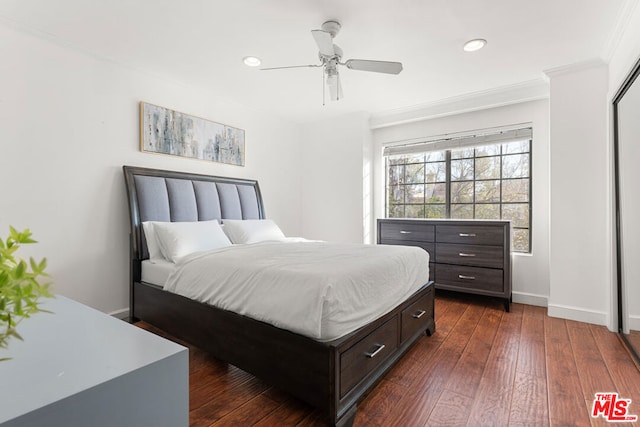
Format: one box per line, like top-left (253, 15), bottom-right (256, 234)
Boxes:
top-left (0, 296), bottom-right (188, 427)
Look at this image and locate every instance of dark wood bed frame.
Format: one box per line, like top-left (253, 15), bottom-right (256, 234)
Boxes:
top-left (123, 165), bottom-right (435, 426)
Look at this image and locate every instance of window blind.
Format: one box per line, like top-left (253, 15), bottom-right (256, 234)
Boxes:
top-left (383, 127), bottom-right (533, 157)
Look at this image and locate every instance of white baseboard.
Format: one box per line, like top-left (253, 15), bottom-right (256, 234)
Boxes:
top-left (512, 291), bottom-right (548, 307)
top-left (547, 303), bottom-right (608, 326)
top-left (109, 308), bottom-right (130, 320)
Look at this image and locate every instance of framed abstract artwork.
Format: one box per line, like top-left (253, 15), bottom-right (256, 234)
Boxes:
top-left (140, 102), bottom-right (245, 166)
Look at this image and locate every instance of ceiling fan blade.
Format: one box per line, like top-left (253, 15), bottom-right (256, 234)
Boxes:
top-left (344, 59), bottom-right (403, 74)
top-left (260, 64), bottom-right (322, 71)
top-left (311, 29), bottom-right (335, 57)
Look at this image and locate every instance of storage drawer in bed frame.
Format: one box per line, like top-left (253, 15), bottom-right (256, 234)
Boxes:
top-left (401, 292), bottom-right (435, 343)
top-left (337, 286), bottom-right (434, 401)
top-left (340, 317), bottom-right (398, 398)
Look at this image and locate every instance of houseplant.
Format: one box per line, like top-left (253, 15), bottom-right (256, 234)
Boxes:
top-left (0, 227), bottom-right (52, 359)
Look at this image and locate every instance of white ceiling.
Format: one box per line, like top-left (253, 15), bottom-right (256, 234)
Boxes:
top-left (0, 0), bottom-right (631, 123)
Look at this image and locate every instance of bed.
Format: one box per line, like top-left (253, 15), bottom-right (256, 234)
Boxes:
top-left (123, 165), bottom-right (435, 426)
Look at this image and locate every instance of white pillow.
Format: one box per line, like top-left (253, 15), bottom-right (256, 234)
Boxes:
top-left (142, 221), bottom-right (165, 263)
top-left (222, 219), bottom-right (286, 244)
top-left (153, 220), bottom-right (232, 263)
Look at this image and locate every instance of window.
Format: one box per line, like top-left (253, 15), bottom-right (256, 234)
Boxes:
top-left (384, 128), bottom-right (532, 252)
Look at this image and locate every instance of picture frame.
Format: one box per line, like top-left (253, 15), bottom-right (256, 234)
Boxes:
top-left (140, 102), bottom-right (245, 166)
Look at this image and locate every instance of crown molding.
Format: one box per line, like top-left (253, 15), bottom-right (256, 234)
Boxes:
top-left (369, 79), bottom-right (549, 130)
top-left (543, 59), bottom-right (607, 78)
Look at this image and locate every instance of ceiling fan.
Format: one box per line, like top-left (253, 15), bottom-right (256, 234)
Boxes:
top-left (261, 20), bottom-right (403, 103)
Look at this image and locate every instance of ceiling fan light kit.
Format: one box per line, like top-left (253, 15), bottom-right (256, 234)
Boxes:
top-left (261, 20), bottom-right (403, 103)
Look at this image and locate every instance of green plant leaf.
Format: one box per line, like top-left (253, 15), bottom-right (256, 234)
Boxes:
top-left (14, 300), bottom-right (22, 316)
top-left (15, 261), bottom-right (26, 279)
top-left (0, 226), bottom-right (52, 354)
top-left (7, 328), bottom-right (23, 341)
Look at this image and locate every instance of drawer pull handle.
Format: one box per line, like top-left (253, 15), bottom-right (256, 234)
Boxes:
top-left (365, 344), bottom-right (386, 358)
top-left (412, 310), bottom-right (426, 319)
top-left (459, 274), bottom-right (476, 280)
top-left (459, 253), bottom-right (476, 257)
top-left (459, 233), bottom-right (477, 237)
top-left (399, 230), bottom-right (412, 234)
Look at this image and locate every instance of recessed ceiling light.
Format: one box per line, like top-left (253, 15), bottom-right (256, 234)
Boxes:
top-left (463, 39), bottom-right (487, 52)
top-left (243, 56), bottom-right (262, 67)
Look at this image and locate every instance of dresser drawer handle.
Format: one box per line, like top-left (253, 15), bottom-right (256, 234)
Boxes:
top-left (459, 253), bottom-right (476, 257)
top-left (399, 230), bottom-right (412, 234)
top-left (459, 233), bottom-right (477, 237)
top-left (459, 275), bottom-right (476, 280)
top-left (412, 310), bottom-right (426, 319)
top-left (364, 344), bottom-right (386, 358)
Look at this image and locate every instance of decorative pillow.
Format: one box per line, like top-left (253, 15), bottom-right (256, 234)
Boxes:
top-left (222, 219), bottom-right (286, 244)
top-left (153, 220), bottom-right (232, 263)
top-left (142, 221), bottom-right (165, 264)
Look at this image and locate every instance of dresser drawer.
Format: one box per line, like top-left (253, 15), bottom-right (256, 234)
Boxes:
top-left (436, 243), bottom-right (504, 268)
top-left (379, 239), bottom-right (434, 258)
top-left (340, 317), bottom-right (398, 398)
top-left (379, 222), bottom-right (435, 242)
top-left (436, 225), bottom-right (504, 246)
top-left (400, 288), bottom-right (434, 343)
top-left (435, 264), bottom-right (504, 293)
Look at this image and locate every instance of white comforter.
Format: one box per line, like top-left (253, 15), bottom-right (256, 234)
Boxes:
top-left (163, 241), bottom-right (430, 341)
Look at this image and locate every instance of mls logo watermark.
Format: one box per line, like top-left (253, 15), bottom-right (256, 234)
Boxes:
top-left (592, 393), bottom-right (638, 422)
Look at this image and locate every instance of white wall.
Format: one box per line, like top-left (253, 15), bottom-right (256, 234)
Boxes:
top-left (299, 112), bottom-right (371, 243)
top-left (371, 100), bottom-right (550, 306)
top-left (546, 62), bottom-right (610, 326)
top-left (0, 23), bottom-right (303, 315)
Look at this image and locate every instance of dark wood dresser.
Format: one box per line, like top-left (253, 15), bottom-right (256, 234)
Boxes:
top-left (377, 219), bottom-right (512, 311)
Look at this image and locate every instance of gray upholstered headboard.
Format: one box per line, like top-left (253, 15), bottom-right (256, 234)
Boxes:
top-left (123, 166), bottom-right (265, 260)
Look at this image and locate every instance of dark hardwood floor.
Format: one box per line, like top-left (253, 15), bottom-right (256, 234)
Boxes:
top-left (137, 291), bottom-right (640, 426)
